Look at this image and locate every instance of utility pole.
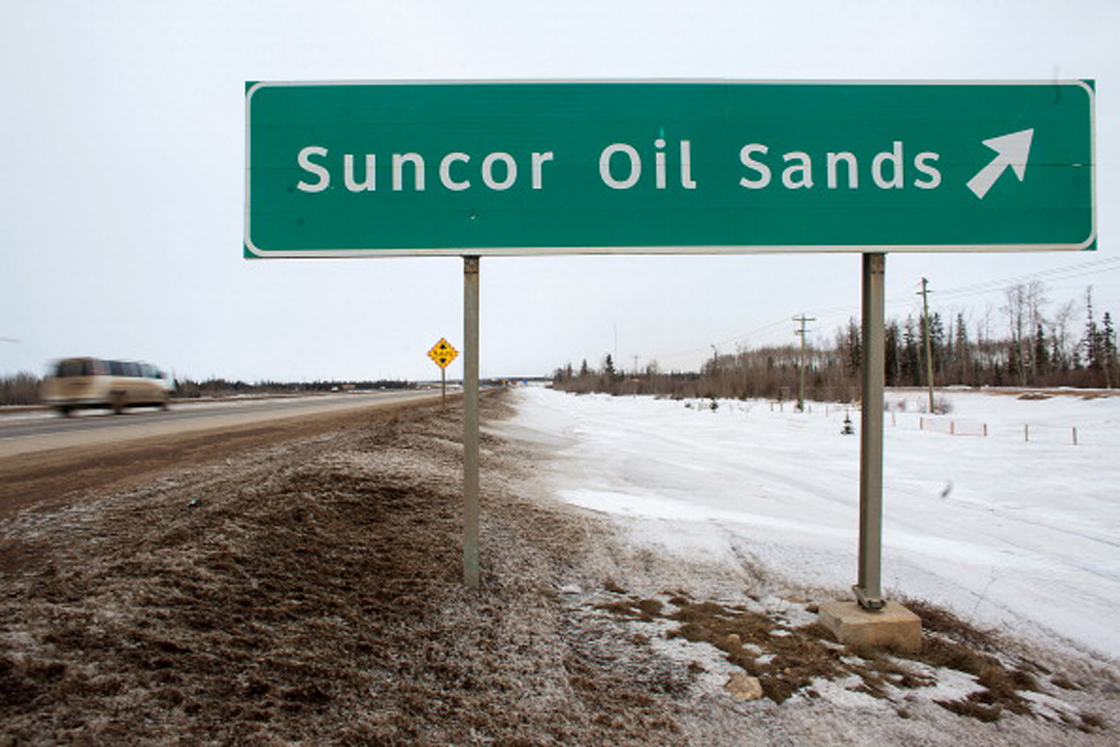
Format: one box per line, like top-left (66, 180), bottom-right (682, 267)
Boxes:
top-left (919, 278), bottom-right (935, 414)
top-left (793, 315), bottom-right (816, 412)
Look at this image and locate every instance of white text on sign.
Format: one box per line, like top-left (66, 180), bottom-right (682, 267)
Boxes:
top-left (296, 138), bottom-right (960, 195)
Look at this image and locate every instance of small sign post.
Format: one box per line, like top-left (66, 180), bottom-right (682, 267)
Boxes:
top-left (427, 337), bottom-right (459, 406)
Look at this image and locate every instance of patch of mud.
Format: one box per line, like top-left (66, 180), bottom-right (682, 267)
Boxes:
top-left (0, 396), bottom-right (685, 744)
top-left (594, 589), bottom-right (1110, 732)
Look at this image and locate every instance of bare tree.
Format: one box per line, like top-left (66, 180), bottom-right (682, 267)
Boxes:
top-left (1002, 284), bottom-right (1029, 385)
top-left (1025, 280), bottom-right (1049, 377)
top-left (1050, 299), bottom-right (1077, 370)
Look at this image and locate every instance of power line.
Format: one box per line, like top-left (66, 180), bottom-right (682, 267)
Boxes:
top-left (620, 255), bottom-right (1120, 370)
top-left (933, 257), bottom-right (1120, 302)
top-left (783, 257), bottom-right (1120, 329)
top-left (655, 316), bottom-right (792, 363)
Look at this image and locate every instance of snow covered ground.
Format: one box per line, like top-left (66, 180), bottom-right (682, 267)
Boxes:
top-left (505, 386), bottom-right (1120, 663)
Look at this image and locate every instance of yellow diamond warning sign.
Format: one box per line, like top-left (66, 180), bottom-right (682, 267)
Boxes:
top-left (427, 337), bottom-right (459, 370)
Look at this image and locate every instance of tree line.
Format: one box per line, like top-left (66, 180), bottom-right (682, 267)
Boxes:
top-left (553, 283), bottom-right (1118, 403)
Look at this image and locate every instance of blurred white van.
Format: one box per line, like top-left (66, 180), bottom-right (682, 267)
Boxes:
top-left (41, 357), bottom-right (174, 415)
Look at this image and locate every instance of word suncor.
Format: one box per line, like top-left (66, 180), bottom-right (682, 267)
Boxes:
top-left (294, 138), bottom-right (943, 195)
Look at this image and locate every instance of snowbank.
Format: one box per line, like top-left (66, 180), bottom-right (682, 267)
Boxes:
top-left (507, 387), bottom-right (1120, 662)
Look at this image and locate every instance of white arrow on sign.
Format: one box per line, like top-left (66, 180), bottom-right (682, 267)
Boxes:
top-left (966, 128), bottom-right (1034, 200)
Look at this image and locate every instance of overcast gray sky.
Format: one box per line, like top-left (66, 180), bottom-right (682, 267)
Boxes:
top-left (2, 0), bottom-right (1117, 382)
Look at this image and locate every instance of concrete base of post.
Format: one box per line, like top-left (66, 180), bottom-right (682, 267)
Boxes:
top-left (818, 601), bottom-right (922, 653)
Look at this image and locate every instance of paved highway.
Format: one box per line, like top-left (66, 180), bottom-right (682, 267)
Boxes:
top-left (0, 391), bottom-right (445, 458)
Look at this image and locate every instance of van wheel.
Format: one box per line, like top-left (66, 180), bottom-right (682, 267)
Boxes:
top-left (111, 392), bottom-right (126, 414)
top-left (160, 395), bottom-right (170, 411)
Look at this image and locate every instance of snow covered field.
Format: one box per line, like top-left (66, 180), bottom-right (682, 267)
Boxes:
top-left (506, 386), bottom-right (1120, 663)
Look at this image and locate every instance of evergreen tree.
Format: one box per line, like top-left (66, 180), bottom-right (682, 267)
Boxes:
top-left (843, 317), bottom-right (861, 377)
top-left (902, 317), bottom-right (921, 386)
top-left (1084, 288), bottom-right (1101, 372)
top-left (929, 312), bottom-right (946, 374)
top-left (1103, 312), bottom-right (1116, 387)
top-left (553, 363), bottom-right (574, 384)
top-left (884, 321), bottom-right (901, 386)
top-left (954, 312), bottom-right (971, 383)
top-left (1034, 326), bottom-right (1050, 380)
top-left (1007, 341), bottom-right (1023, 382)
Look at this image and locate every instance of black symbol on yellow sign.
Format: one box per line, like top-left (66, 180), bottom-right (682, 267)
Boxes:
top-left (427, 338), bottom-right (459, 369)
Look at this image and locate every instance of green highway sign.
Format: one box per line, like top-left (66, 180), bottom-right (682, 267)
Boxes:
top-left (244, 80), bottom-right (1095, 257)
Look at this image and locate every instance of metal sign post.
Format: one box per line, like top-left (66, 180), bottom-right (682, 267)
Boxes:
top-left (855, 253), bottom-right (886, 610)
top-left (463, 257), bottom-right (481, 587)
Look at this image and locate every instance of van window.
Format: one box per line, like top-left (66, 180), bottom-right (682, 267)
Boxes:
top-left (56, 359), bottom-right (94, 377)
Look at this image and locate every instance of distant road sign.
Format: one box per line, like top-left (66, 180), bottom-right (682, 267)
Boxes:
top-left (245, 80), bottom-right (1094, 257)
top-left (428, 338), bottom-right (459, 369)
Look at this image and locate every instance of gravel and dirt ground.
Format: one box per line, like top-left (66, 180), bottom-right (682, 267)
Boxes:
top-left (1, 390), bottom-right (1117, 744)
